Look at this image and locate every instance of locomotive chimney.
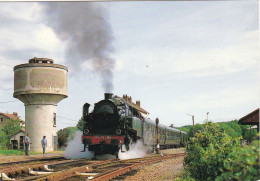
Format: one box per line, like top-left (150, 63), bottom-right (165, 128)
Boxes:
top-left (129, 96), bottom-right (132, 103)
top-left (105, 93), bottom-right (113, 100)
top-left (83, 103), bottom-right (90, 120)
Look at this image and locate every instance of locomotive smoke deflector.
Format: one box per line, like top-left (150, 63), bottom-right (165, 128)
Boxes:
top-left (104, 93), bottom-right (113, 100)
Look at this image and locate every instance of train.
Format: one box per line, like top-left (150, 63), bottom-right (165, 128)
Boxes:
top-left (81, 93), bottom-right (187, 157)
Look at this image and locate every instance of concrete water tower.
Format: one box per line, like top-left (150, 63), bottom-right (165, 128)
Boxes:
top-left (13, 58), bottom-right (68, 152)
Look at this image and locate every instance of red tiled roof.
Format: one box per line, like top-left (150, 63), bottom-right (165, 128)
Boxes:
top-left (0, 113), bottom-right (25, 123)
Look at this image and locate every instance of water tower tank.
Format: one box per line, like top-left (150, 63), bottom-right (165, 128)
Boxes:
top-left (13, 57), bottom-right (68, 152)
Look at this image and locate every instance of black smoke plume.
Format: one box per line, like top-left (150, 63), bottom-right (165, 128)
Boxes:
top-left (42, 2), bottom-right (114, 92)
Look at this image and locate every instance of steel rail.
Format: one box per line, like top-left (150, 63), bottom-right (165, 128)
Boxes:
top-left (0, 158), bottom-right (91, 180)
top-left (0, 156), bottom-right (65, 167)
top-left (35, 159), bottom-right (119, 181)
top-left (91, 153), bottom-right (187, 181)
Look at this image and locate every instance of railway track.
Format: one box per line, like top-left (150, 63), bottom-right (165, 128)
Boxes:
top-left (0, 156), bottom-right (65, 168)
top-left (0, 157), bottom-right (91, 180)
top-left (0, 153), bottom-right (186, 181)
top-left (86, 153), bottom-right (187, 181)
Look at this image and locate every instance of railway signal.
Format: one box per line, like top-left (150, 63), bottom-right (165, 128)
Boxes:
top-left (187, 114), bottom-right (195, 137)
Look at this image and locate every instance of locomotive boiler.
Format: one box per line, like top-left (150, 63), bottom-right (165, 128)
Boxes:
top-left (81, 93), bottom-right (187, 157)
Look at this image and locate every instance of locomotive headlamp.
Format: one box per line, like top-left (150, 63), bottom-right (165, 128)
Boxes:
top-left (116, 129), bottom-right (121, 135)
top-left (84, 129), bottom-right (90, 135)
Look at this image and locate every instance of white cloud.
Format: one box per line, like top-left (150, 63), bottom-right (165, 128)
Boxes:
top-left (0, 2), bottom-right (42, 22)
top-left (174, 87), bottom-right (259, 112)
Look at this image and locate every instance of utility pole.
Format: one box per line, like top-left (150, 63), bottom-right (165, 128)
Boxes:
top-left (207, 112), bottom-right (209, 122)
top-left (187, 114), bottom-right (195, 137)
top-left (155, 118), bottom-right (160, 154)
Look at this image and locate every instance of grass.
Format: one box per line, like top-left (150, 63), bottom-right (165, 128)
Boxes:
top-left (0, 149), bottom-right (64, 156)
top-left (0, 149), bottom-right (25, 156)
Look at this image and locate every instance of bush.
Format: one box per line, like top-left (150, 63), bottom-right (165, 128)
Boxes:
top-left (216, 140), bottom-right (260, 181)
top-left (182, 122), bottom-right (259, 181)
top-left (184, 122), bottom-right (240, 181)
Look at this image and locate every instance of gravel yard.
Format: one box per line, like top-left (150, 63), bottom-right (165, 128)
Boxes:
top-left (114, 148), bottom-right (186, 181)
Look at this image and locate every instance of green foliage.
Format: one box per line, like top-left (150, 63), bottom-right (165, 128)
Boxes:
top-left (178, 120), bottom-right (253, 141)
top-left (0, 124), bottom-right (8, 149)
top-left (178, 127), bottom-right (189, 134)
top-left (57, 127), bottom-right (77, 147)
top-left (0, 118), bottom-right (22, 149)
top-left (184, 122), bottom-right (240, 181)
top-left (239, 124), bottom-right (258, 141)
top-left (216, 140), bottom-right (260, 181)
top-left (3, 118), bottom-right (22, 137)
top-left (188, 124), bottom-right (204, 138)
top-left (181, 121), bottom-right (259, 181)
top-left (76, 118), bottom-right (84, 131)
top-left (217, 120), bottom-right (242, 138)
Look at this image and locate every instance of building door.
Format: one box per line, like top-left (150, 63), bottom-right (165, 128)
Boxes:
top-left (20, 136), bottom-right (24, 150)
top-left (11, 140), bottom-right (18, 150)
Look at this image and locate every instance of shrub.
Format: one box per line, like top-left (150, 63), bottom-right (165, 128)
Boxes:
top-left (216, 140), bottom-right (260, 181)
top-left (182, 121), bottom-right (259, 181)
top-left (184, 122), bottom-right (240, 181)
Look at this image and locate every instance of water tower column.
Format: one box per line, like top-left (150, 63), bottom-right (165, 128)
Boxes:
top-left (25, 105), bottom-right (57, 152)
top-left (14, 58), bottom-right (68, 152)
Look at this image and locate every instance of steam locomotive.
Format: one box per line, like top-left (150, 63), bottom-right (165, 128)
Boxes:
top-left (81, 93), bottom-right (187, 157)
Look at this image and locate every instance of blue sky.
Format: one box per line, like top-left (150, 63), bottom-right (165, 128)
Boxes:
top-left (0, 1), bottom-right (259, 130)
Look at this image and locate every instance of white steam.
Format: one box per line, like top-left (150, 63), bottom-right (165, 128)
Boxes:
top-left (118, 140), bottom-right (148, 160)
top-left (118, 124), bottom-right (157, 160)
top-left (64, 131), bottom-right (94, 159)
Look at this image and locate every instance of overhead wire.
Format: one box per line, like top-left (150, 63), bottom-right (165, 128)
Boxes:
top-left (0, 100), bottom-right (19, 103)
top-left (57, 115), bottom-right (79, 122)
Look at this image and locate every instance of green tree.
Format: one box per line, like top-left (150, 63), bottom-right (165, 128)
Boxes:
top-left (57, 127), bottom-right (77, 147)
top-left (3, 118), bottom-right (22, 138)
top-left (0, 124), bottom-right (8, 149)
top-left (76, 118), bottom-right (84, 131)
top-left (188, 124), bottom-right (204, 138)
top-left (178, 127), bottom-right (189, 134)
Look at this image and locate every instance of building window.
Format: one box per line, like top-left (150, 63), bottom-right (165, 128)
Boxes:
top-left (0, 118), bottom-right (3, 123)
top-left (53, 113), bottom-right (56, 127)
